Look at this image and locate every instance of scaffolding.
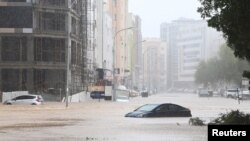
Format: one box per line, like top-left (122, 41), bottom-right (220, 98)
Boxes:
top-left (84, 0), bottom-right (96, 86)
top-left (0, 0), bottom-right (90, 97)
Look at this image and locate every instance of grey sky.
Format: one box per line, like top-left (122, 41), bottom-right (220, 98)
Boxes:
top-left (129, 0), bottom-right (202, 38)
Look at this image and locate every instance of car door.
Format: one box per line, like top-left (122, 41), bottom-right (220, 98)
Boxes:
top-left (23, 95), bottom-right (35, 104)
top-left (154, 104), bottom-right (170, 117)
top-left (13, 96), bottom-right (26, 105)
top-left (169, 104), bottom-right (189, 117)
top-left (168, 104), bottom-right (182, 117)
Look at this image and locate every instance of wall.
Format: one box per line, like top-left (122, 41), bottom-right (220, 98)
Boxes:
top-left (2, 91), bottom-right (29, 103)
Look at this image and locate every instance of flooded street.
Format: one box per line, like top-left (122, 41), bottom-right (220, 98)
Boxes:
top-left (1, 93), bottom-right (250, 141)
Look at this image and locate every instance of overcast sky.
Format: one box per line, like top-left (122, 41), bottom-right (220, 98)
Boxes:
top-left (128, 0), bottom-right (202, 38)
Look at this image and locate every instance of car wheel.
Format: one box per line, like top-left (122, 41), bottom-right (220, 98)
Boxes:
top-left (6, 103), bottom-right (12, 105)
top-left (31, 103), bottom-right (37, 105)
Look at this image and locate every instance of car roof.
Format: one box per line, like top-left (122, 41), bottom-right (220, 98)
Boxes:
top-left (145, 103), bottom-right (179, 106)
top-left (15, 95), bottom-right (40, 97)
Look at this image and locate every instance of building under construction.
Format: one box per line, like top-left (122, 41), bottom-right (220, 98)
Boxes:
top-left (0, 0), bottom-right (91, 98)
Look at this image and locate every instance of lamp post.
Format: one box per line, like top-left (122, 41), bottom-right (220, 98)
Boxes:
top-left (112, 27), bottom-right (134, 101)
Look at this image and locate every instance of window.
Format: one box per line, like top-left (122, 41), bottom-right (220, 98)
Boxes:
top-left (34, 37), bottom-right (65, 62)
top-left (169, 104), bottom-right (182, 111)
top-left (26, 96), bottom-right (35, 99)
top-left (0, 0), bottom-right (26, 2)
top-left (15, 96), bottom-right (27, 100)
top-left (155, 105), bottom-right (169, 112)
top-left (136, 104), bottom-right (158, 112)
top-left (0, 6), bottom-right (32, 28)
top-left (39, 0), bottom-right (66, 7)
top-left (38, 12), bottom-right (66, 32)
top-left (1, 36), bottom-right (27, 61)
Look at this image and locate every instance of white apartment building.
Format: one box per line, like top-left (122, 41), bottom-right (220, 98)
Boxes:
top-left (95, 0), bottom-right (113, 82)
top-left (161, 18), bottom-right (224, 88)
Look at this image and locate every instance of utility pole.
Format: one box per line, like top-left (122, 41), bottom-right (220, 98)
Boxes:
top-left (112, 27), bottom-right (134, 101)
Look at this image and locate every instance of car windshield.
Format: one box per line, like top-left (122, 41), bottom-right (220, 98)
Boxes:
top-left (135, 104), bottom-right (159, 112)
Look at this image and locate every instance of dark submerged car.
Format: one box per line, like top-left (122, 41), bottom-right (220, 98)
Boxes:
top-left (125, 103), bottom-right (192, 118)
top-left (90, 91), bottom-right (105, 99)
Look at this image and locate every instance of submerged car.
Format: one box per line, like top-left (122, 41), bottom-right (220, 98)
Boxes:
top-left (90, 91), bottom-right (105, 99)
top-left (116, 95), bottom-right (129, 102)
top-left (125, 103), bottom-right (192, 118)
top-left (3, 95), bottom-right (44, 105)
top-left (198, 89), bottom-right (213, 97)
top-left (225, 89), bottom-right (241, 99)
top-left (241, 90), bottom-right (250, 100)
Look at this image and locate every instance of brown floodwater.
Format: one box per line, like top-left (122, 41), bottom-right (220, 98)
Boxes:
top-left (0, 93), bottom-right (249, 141)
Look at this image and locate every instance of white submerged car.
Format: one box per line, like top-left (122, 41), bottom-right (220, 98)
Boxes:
top-left (3, 95), bottom-right (44, 105)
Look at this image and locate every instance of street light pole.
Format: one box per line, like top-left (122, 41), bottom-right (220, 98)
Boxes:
top-left (112, 27), bottom-right (134, 101)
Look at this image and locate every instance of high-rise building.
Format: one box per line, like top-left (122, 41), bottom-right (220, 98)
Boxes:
top-left (94, 0), bottom-right (113, 85)
top-left (160, 18), bottom-right (224, 89)
top-left (85, 0), bottom-right (96, 85)
top-left (126, 13), bottom-right (142, 90)
top-left (107, 0), bottom-right (129, 86)
top-left (142, 38), bottom-right (167, 93)
top-left (0, 0), bottom-right (89, 98)
top-left (133, 15), bottom-right (143, 90)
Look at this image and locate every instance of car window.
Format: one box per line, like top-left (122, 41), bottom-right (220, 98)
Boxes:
top-left (136, 104), bottom-right (159, 112)
top-left (15, 96), bottom-right (27, 100)
top-left (169, 104), bottom-right (182, 111)
top-left (26, 95), bottom-right (35, 99)
top-left (155, 105), bottom-right (169, 112)
top-left (14, 95), bottom-right (35, 100)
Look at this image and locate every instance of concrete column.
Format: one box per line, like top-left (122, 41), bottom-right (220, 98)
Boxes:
top-left (0, 69), bottom-right (2, 92)
top-left (19, 69), bottom-right (23, 90)
top-left (65, 12), bottom-right (72, 106)
top-left (0, 37), bottom-right (2, 92)
top-left (27, 36), bottom-right (34, 62)
top-left (27, 69), bottom-right (34, 93)
top-left (26, 36), bottom-right (34, 93)
top-left (0, 37), bottom-right (2, 61)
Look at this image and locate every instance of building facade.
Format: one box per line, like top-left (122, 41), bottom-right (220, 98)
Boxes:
top-left (160, 18), bottom-right (224, 89)
top-left (0, 0), bottom-right (88, 97)
top-left (134, 15), bottom-right (143, 91)
top-left (107, 0), bottom-right (129, 86)
top-left (142, 38), bottom-right (167, 93)
top-left (125, 13), bottom-right (142, 91)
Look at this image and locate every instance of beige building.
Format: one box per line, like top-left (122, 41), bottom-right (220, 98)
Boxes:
top-left (126, 13), bottom-right (142, 90)
top-left (107, 0), bottom-right (129, 86)
top-left (142, 38), bottom-right (167, 93)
